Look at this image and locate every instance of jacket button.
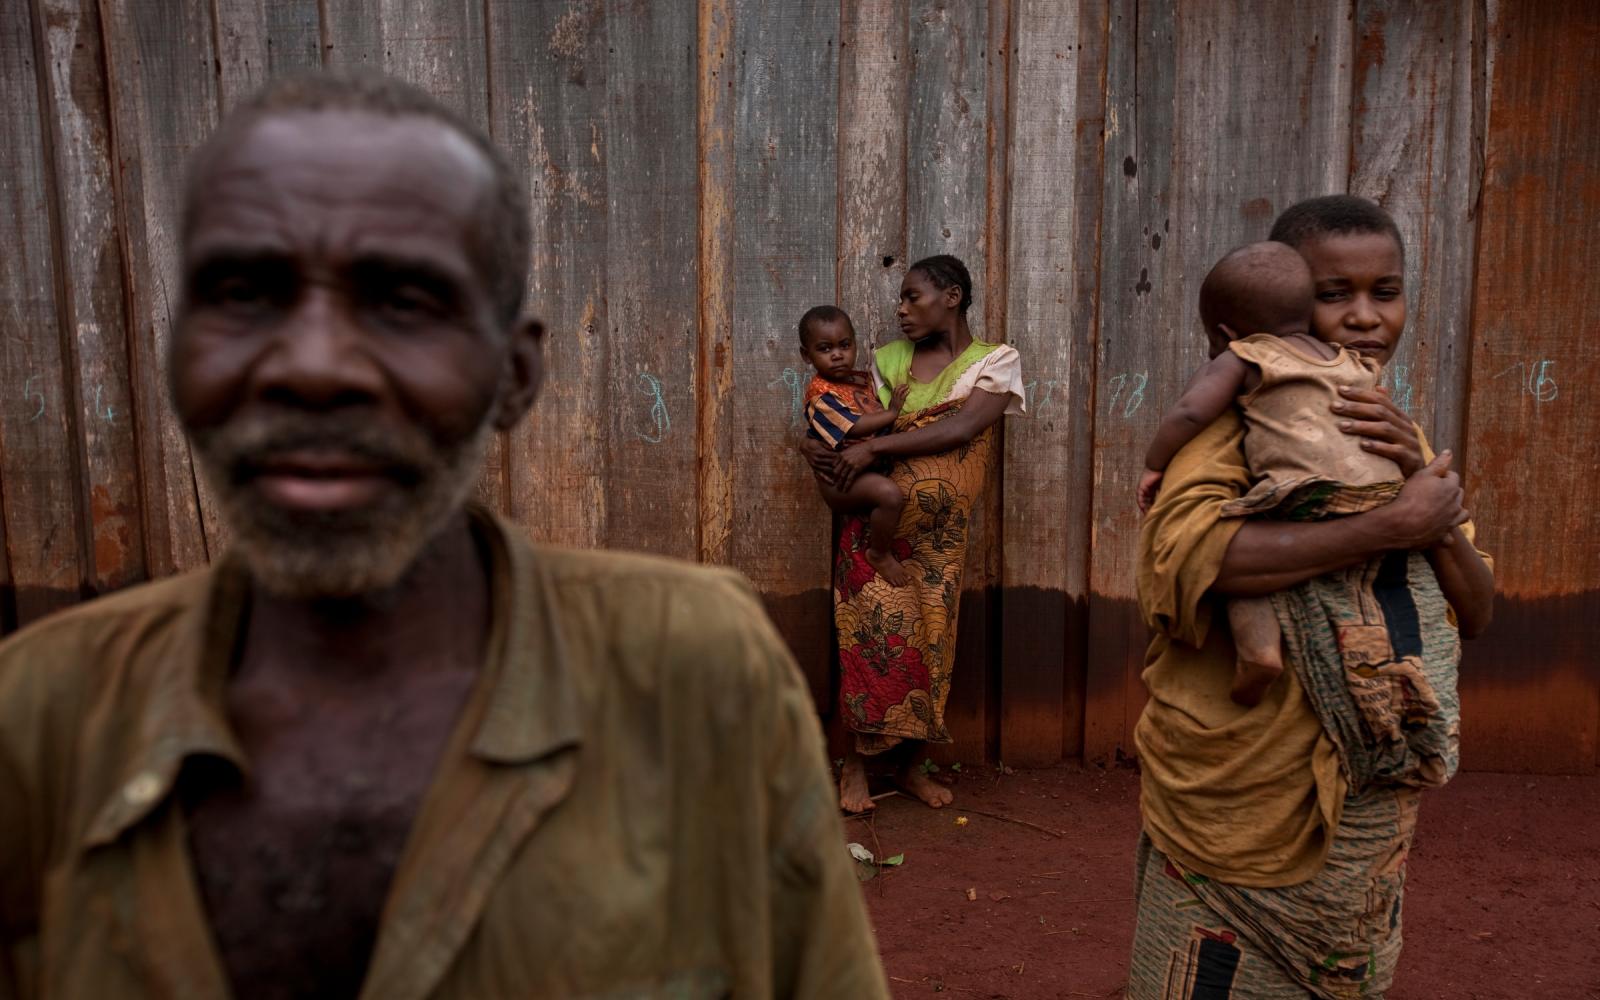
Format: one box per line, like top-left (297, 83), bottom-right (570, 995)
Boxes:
top-left (123, 772), bottom-right (162, 808)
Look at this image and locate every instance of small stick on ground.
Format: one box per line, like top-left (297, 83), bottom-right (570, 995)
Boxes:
top-left (865, 813), bottom-right (889, 897)
top-left (887, 977), bottom-right (987, 994)
top-left (959, 805), bottom-right (1066, 839)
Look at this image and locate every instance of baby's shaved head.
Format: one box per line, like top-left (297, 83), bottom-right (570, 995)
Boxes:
top-left (1198, 241), bottom-right (1313, 352)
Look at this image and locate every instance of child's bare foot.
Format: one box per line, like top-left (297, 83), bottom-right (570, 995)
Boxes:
top-left (839, 754), bottom-right (875, 814)
top-left (1231, 658), bottom-right (1283, 707)
top-left (864, 547), bottom-right (910, 587)
top-left (895, 764), bottom-right (955, 808)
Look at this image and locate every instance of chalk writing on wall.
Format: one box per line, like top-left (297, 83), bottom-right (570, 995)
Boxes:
top-left (1382, 362), bottom-right (1415, 412)
top-left (22, 376), bottom-right (45, 422)
top-left (1106, 371), bottom-right (1149, 418)
top-left (1024, 378), bottom-right (1060, 411)
top-left (637, 372), bottom-right (670, 443)
top-left (770, 367), bottom-right (806, 425)
top-left (1494, 359), bottom-right (1559, 403)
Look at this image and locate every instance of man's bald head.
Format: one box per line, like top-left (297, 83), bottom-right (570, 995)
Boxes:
top-left (184, 70), bottom-right (531, 326)
top-left (1197, 241), bottom-right (1313, 355)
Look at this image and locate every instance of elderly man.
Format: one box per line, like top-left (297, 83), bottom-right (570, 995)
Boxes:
top-left (0, 72), bottom-right (887, 999)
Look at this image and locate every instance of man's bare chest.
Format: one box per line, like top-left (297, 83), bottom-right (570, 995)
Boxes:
top-left (184, 668), bottom-right (477, 999)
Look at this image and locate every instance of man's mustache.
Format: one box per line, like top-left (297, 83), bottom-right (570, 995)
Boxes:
top-left (193, 413), bottom-right (441, 486)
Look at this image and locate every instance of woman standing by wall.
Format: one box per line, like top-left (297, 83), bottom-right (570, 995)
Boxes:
top-left (824, 255), bottom-right (1025, 814)
top-left (1126, 196), bottom-right (1495, 997)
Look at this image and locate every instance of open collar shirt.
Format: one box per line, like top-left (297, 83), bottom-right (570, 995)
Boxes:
top-left (0, 509), bottom-right (887, 999)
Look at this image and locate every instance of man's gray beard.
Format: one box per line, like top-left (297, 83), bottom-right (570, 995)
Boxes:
top-left (191, 412), bottom-right (493, 600)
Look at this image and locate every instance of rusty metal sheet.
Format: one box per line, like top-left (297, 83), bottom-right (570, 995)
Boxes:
top-left (1459, 0), bottom-right (1599, 774)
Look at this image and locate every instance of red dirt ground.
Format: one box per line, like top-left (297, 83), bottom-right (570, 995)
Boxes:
top-left (846, 765), bottom-right (1600, 999)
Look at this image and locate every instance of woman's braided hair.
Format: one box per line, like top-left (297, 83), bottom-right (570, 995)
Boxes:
top-left (908, 254), bottom-right (973, 314)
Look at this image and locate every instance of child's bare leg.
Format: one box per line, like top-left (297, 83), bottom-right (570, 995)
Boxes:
top-left (818, 471), bottom-right (909, 586)
top-left (860, 473), bottom-right (909, 586)
top-left (1228, 596), bottom-right (1283, 707)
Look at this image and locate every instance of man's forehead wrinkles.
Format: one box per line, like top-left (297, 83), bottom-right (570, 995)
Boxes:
top-left (192, 192), bottom-right (471, 264)
top-left (206, 165), bottom-right (472, 224)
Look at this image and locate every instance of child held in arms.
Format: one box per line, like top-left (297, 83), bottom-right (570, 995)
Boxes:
top-left (799, 306), bottom-right (912, 587)
top-left (1137, 242), bottom-right (1406, 706)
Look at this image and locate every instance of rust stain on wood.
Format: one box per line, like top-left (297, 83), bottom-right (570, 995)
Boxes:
top-left (696, 0), bottom-right (734, 566)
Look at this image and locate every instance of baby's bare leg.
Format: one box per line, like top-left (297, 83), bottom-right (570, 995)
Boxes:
top-left (818, 472), bottom-right (910, 586)
top-left (1228, 596), bottom-right (1284, 707)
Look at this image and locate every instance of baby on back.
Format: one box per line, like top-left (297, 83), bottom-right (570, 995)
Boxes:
top-left (1139, 241), bottom-right (1404, 705)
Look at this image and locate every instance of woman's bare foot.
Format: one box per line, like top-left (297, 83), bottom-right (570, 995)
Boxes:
top-left (839, 754), bottom-right (876, 814)
top-left (1231, 658), bottom-right (1283, 707)
top-left (864, 547), bottom-right (910, 587)
top-left (895, 764), bottom-right (955, 808)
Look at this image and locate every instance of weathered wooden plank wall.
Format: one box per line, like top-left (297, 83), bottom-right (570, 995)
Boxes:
top-left (2, 0), bottom-right (1595, 773)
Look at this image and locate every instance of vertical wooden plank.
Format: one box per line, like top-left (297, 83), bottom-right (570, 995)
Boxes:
top-left (211, 0), bottom-right (324, 110)
top-left (376, 0), bottom-right (505, 512)
top-left (981, 0), bottom-right (1010, 362)
top-left (728, 0), bottom-right (839, 704)
top-left (1459, 0), bottom-right (1599, 774)
top-left (974, 0), bottom-right (1010, 764)
top-left (907, 0), bottom-right (991, 339)
top-left (262, 0), bottom-right (322, 71)
top-left (602, 0), bottom-right (699, 559)
top-left (1350, 1), bottom-right (1480, 457)
top-left (1086, 0), bottom-right (1354, 763)
top-left (0, 0), bottom-right (86, 627)
top-left (374, 0), bottom-right (487, 121)
top-left (490, 0), bottom-right (610, 547)
top-left (203, 6), bottom-right (322, 555)
top-left (998, 0), bottom-right (1106, 765)
top-left (319, 0), bottom-right (382, 68)
top-left (0, 475), bottom-right (12, 634)
top-left (906, 0), bottom-right (995, 765)
top-left (324, 0), bottom-right (503, 510)
top-left (34, 0), bottom-right (147, 597)
top-left (100, 0), bottom-right (219, 574)
top-left (697, 0), bottom-right (735, 568)
top-left (835, 0), bottom-right (908, 726)
top-left (837, 0), bottom-right (908, 351)
top-left (1085, 0), bottom-right (1175, 766)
